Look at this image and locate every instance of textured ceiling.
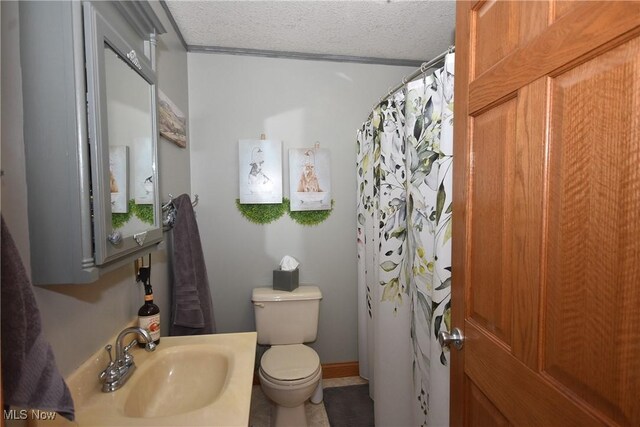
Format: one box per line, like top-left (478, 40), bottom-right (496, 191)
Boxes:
top-left (165, 1), bottom-right (456, 64)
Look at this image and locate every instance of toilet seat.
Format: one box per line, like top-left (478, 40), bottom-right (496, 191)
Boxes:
top-left (260, 344), bottom-right (320, 384)
top-left (259, 364), bottom-right (321, 387)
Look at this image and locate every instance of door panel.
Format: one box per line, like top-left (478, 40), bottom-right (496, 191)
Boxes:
top-left (544, 37), bottom-right (640, 425)
top-left (469, 98), bottom-right (517, 346)
top-left (466, 380), bottom-right (512, 427)
top-left (453, 1), bottom-right (640, 426)
top-left (472, 1), bottom-right (550, 78)
top-left (472, 0), bottom-right (519, 77)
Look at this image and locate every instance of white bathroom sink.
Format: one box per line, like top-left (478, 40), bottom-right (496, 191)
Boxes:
top-left (63, 332), bottom-right (256, 426)
top-left (123, 345), bottom-right (231, 418)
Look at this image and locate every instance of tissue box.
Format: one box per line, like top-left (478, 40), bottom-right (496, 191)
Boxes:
top-left (273, 268), bottom-right (299, 292)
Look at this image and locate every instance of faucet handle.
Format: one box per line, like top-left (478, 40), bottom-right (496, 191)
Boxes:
top-left (99, 345), bottom-right (116, 382)
top-left (104, 344), bottom-right (114, 365)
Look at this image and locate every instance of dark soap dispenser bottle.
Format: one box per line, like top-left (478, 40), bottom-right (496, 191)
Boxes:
top-left (137, 264), bottom-right (160, 347)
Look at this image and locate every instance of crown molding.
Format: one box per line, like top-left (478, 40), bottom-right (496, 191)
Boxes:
top-left (188, 45), bottom-right (423, 67)
top-left (158, 0), bottom-right (188, 51)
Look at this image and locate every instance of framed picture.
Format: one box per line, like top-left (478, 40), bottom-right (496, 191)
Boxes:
top-left (158, 89), bottom-right (187, 148)
top-left (239, 139), bottom-right (283, 204)
top-left (109, 146), bottom-right (128, 213)
top-left (289, 147), bottom-right (331, 211)
top-left (134, 137), bottom-right (154, 204)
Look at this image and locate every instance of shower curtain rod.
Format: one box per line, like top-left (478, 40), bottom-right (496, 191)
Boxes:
top-left (375, 45), bottom-right (455, 107)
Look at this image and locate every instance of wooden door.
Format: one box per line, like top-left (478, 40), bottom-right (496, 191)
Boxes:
top-left (451, 1), bottom-right (640, 425)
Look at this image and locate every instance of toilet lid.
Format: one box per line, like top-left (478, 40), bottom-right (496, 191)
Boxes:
top-left (261, 344), bottom-right (320, 381)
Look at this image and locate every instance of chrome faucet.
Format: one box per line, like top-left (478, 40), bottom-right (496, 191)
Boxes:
top-left (99, 326), bottom-right (156, 392)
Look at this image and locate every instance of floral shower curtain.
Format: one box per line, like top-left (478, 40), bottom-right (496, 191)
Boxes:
top-left (357, 53), bottom-right (454, 427)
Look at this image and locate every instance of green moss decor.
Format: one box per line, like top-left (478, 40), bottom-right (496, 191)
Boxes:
top-left (112, 199), bottom-right (155, 229)
top-left (131, 202), bottom-right (154, 225)
top-left (111, 211), bottom-right (131, 229)
top-left (111, 199), bottom-right (135, 229)
top-left (286, 198), bottom-right (335, 226)
top-left (235, 199), bottom-right (287, 224)
top-left (235, 198), bottom-right (334, 226)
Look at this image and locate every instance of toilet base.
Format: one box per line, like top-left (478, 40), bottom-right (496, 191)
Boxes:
top-left (271, 402), bottom-right (307, 427)
top-left (310, 378), bottom-right (323, 404)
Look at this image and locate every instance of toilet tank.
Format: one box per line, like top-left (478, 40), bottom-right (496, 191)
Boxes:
top-left (252, 286), bottom-right (322, 345)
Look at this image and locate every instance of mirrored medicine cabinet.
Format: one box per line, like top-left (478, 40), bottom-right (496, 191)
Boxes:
top-left (20, 1), bottom-right (166, 284)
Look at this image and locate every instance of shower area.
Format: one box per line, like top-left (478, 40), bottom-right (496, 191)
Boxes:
top-left (356, 48), bottom-right (455, 427)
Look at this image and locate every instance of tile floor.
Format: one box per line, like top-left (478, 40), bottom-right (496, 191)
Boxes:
top-left (250, 376), bottom-right (368, 427)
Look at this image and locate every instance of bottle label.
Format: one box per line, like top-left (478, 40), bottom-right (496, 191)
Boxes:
top-left (144, 294), bottom-right (154, 302)
top-left (138, 313), bottom-right (160, 342)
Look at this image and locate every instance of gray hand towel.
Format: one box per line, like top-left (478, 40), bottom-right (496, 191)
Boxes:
top-left (1, 217), bottom-right (75, 421)
top-left (169, 194), bottom-right (216, 335)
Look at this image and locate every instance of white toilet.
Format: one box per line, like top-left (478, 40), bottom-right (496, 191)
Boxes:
top-left (252, 286), bottom-right (323, 427)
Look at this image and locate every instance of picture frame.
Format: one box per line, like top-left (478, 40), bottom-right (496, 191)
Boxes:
top-left (158, 89), bottom-right (187, 148)
top-left (289, 147), bottom-right (331, 211)
top-left (134, 137), bottom-right (154, 204)
top-left (239, 139), bottom-right (283, 204)
top-left (109, 146), bottom-right (128, 213)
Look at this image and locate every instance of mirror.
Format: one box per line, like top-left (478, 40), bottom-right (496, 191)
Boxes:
top-left (84, 1), bottom-right (162, 266)
top-left (104, 45), bottom-right (156, 237)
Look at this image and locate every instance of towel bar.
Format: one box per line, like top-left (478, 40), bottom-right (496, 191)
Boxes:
top-left (162, 194), bottom-right (199, 229)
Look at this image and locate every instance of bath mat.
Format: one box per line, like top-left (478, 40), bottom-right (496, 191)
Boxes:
top-left (323, 384), bottom-right (374, 427)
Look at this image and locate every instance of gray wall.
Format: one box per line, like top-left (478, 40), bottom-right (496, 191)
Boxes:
top-left (0, 0), bottom-right (190, 377)
top-left (153, 1), bottom-right (191, 198)
top-left (2, 1), bottom-right (31, 274)
top-left (187, 53), bottom-right (412, 363)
